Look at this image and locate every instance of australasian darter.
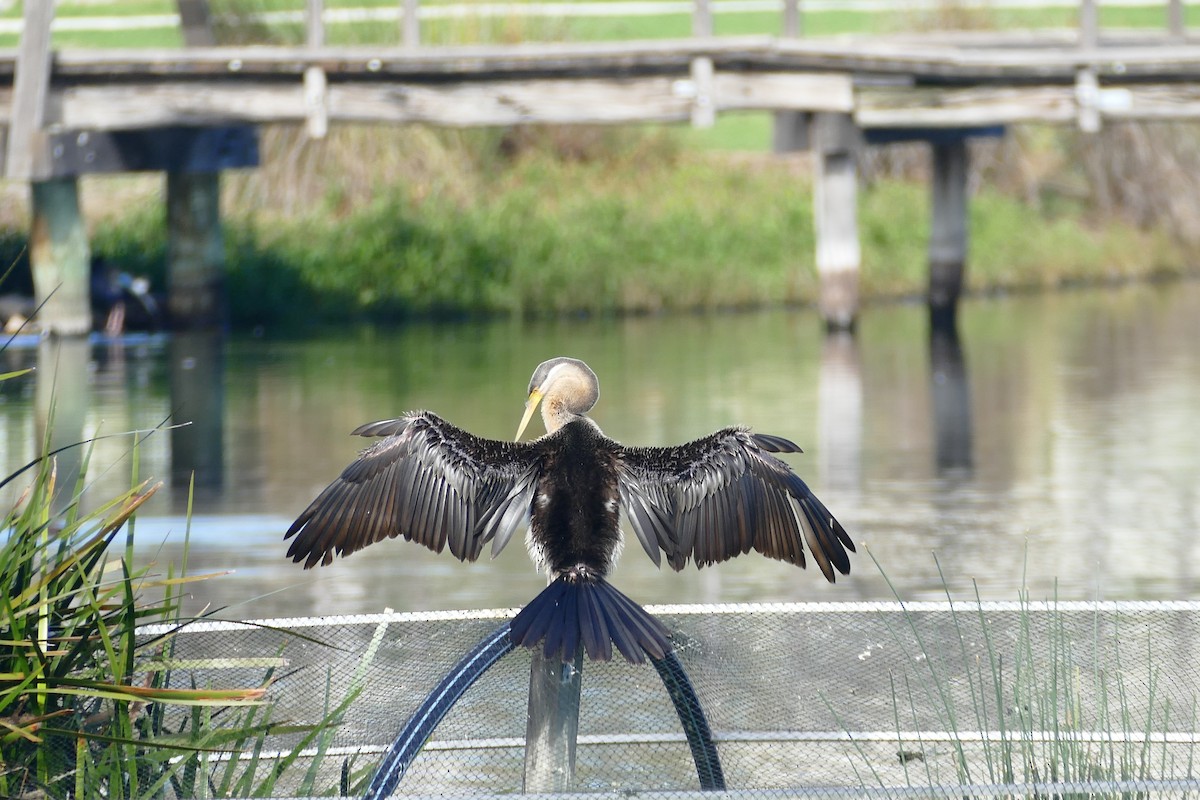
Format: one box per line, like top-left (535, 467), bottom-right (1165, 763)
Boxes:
top-left (285, 357), bottom-right (855, 664)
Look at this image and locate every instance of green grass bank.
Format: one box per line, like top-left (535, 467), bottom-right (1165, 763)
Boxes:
top-left (2, 123), bottom-right (1192, 327)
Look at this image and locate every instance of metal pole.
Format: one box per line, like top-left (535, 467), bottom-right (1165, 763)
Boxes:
top-left (523, 647), bottom-right (584, 792)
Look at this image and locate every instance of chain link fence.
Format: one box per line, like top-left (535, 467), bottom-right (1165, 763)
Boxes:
top-left (132, 601), bottom-right (1200, 798)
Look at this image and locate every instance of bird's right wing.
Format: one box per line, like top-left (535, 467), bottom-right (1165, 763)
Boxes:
top-left (285, 411), bottom-right (541, 568)
top-left (617, 428), bottom-right (854, 581)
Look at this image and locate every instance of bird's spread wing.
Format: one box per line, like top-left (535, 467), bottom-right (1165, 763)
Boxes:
top-left (285, 411), bottom-right (541, 568)
top-left (616, 428), bottom-right (855, 580)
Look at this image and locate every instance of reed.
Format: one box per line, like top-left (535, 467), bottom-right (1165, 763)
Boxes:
top-left (0, 362), bottom-right (368, 797)
top-left (827, 553), bottom-right (1199, 797)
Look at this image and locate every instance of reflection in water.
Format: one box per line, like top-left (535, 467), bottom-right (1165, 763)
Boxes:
top-left (1, 281), bottom-right (1199, 617)
top-left (817, 332), bottom-right (862, 492)
top-left (928, 322), bottom-right (972, 475)
top-left (169, 331), bottom-right (225, 505)
top-left (35, 338), bottom-right (90, 516)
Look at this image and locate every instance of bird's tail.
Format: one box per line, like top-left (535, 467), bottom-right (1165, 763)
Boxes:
top-left (510, 572), bottom-right (671, 664)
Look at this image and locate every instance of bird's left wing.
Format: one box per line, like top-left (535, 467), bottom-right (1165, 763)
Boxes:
top-left (616, 428), bottom-right (854, 581)
top-left (285, 411), bottom-right (541, 568)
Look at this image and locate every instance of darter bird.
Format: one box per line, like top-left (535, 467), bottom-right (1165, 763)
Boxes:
top-left (285, 356), bottom-right (854, 664)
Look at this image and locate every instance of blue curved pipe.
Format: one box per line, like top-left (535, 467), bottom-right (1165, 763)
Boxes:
top-left (362, 623), bottom-right (726, 796)
top-left (652, 648), bottom-right (726, 790)
top-left (361, 621), bottom-right (515, 800)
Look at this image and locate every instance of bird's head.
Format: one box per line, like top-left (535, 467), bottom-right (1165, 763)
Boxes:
top-left (516, 357), bottom-right (600, 440)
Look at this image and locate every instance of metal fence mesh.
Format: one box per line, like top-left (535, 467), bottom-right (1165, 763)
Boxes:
top-left (138, 601), bottom-right (1200, 798)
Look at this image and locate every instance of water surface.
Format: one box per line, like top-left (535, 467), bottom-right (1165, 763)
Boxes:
top-left (2, 281), bottom-right (1197, 619)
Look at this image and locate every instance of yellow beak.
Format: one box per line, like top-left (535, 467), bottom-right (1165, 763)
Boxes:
top-left (515, 389), bottom-right (544, 441)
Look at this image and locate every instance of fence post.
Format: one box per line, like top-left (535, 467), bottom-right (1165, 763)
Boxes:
top-left (403, 0), bottom-right (420, 46)
top-left (693, 0), bottom-right (712, 36)
top-left (1167, 0), bottom-right (1185, 41)
top-left (177, 0), bottom-right (216, 45)
top-left (1079, 0), bottom-right (1098, 47)
top-left (306, 0), bottom-right (329, 138)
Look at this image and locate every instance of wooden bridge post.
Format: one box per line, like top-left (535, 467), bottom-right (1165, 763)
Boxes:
top-left (166, 172), bottom-right (226, 329)
top-left (168, 0), bottom-right (227, 329)
top-left (811, 112), bottom-right (860, 332)
top-left (30, 182), bottom-right (93, 336)
top-left (772, 0), bottom-right (809, 153)
top-left (305, 0), bottom-right (329, 138)
top-left (928, 139), bottom-right (969, 331)
top-left (10, 0), bottom-right (92, 336)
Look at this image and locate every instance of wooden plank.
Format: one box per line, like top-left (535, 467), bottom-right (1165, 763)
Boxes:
top-left (42, 40), bottom-right (1200, 82)
top-left (6, 0), bottom-right (54, 180)
top-left (51, 73), bottom-right (853, 129)
top-left (715, 72), bottom-right (851, 111)
top-left (38, 127), bottom-right (258, 177)
top-left (857, 85), bottom-right (1078, 127)
top-left (860, 83), bottom-right (1200, 127)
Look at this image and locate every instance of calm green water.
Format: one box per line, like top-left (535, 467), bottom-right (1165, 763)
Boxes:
top-left (2, 280), bottom-right (1198, 618)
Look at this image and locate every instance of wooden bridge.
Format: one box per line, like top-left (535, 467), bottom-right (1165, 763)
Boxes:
top-left (6, 0), bottom-right (1200, 333)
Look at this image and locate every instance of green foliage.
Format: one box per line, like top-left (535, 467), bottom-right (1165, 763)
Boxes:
top-left (0, 360), bottom-right (369, 797)
top-left (71, 138), bottom-right (1187, 328)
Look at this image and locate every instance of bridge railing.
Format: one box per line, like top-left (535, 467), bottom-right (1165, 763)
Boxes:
top-left (3, 0), bottom-right (1192, 48)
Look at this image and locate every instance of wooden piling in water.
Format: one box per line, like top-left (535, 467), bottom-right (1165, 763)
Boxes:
top-left (30, 180), bottom-right (92, 336)
top-left (169, 0), bottom-right (228, 330)
top-left (811, 112), bottom-right (860, 332)
top-left (10, 0), bottom-right (91, 335)
top-left (166, 171), bottom-right (227, 329)
top-left (928, 139), bottom-right (969, 331)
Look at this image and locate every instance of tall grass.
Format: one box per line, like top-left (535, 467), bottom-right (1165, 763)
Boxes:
top-left (828, 554), bottom-right (1199, 797)
top-left (0, 360), bottom-right (375, 797)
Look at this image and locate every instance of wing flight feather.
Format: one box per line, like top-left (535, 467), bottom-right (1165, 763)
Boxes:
top-left (285, 411), bottom-right (541, 568)
top-left (617, 428), bottom-right (855, 581)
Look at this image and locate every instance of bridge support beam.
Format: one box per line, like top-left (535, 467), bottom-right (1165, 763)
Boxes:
top-left (30, 179), bottom-right (92, 336)
top-left (811, 112), bottom-right (860, 332)
top-left (928, 139), bottom-right (969, 332)
top-left (167, 171), bottom-right (226, 329)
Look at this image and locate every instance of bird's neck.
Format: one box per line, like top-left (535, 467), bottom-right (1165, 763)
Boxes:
top-left (542, 402), bottom-right (600, 435)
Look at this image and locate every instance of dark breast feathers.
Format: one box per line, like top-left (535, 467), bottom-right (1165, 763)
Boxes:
top-left (528, 420), bottom-right (624, 576)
